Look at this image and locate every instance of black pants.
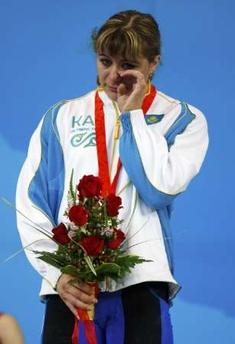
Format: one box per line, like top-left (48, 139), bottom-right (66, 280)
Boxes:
top-left (42, 282), bottom-right (173, 344)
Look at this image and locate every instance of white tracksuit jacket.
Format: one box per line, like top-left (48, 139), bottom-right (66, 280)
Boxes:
top-left (16, 87), bottom-right (209, 300)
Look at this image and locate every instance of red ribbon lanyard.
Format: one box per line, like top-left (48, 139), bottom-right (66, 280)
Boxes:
top-left (95, 84), bottom-right (157, 196)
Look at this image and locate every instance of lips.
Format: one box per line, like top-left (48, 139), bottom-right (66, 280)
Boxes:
top-left (108, 86), bottom-right (118, 93)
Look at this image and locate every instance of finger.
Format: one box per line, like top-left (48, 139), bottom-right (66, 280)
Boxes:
top-left (64, 293), bottom-right (95, 311)
top-left (119, 70), bottom-right (140, 78)
top-left (121, 70), bottom-right (146, 84)
top-left (120, 75), bottom-right (137, 89)
top-left (118, 83), bottom-right (128, 96)
top-left (75, 282), bottom-right (95, 296)
top-left (62, 279), bottom-right (93, 297)
top-left (61, 284), bottom-right (97, 304)
top-left (119, 75), bottom-right (146, 96)
top-left (72, 284), bottom-right (97, 302)
top-left (64, 300), bottom-right (80, 319)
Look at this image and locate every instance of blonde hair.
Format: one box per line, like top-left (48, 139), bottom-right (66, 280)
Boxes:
top-left (92, 10), bottom-right (161, 62)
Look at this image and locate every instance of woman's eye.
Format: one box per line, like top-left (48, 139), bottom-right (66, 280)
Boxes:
top-left (100, 58), bottom-right (111, 67)
top-left (122, 63), bottom-right (137, 70)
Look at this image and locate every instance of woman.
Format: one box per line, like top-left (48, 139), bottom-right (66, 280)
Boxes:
top-left (16, 10), bottom-right (208, 343)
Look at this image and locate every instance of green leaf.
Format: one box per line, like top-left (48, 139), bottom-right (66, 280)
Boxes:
top-left (114, 255), bottom-right (149, 278)
top-left (93, 263), bottom-right (121, 282)
top-left (61, 266), bottom-right (97, 282)
top-left (37, 253), bottom-right (65, 269)
top-left (84, 255), bottom-right (97, 276)
top-left (96, 262), bottom-right (121, 275)
top-left (61, 265), bottom-right (79, 277)
top-left (116, 255), bottom-right (147, 267)
top-left (69, 169), bottom-right (76, 203)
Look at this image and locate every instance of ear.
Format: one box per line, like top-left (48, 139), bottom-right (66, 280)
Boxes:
top-left (150, 55), bottom-right (161, 74)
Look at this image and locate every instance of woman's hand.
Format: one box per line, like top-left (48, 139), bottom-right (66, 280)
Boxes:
top-left (116, 70), bottom-right (148, 112)
top-left (56, 274), bottom-right (97, 318)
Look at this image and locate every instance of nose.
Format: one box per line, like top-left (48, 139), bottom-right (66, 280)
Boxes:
top-left (109, 64), bottom-right (121, 83)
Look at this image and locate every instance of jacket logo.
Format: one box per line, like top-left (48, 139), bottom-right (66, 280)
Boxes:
top-left (70, 115), bottom-right (96, 147)
top-left (145, 114), bottom-right (164, 125)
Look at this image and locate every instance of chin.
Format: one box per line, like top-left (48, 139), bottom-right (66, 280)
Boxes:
top-left (105, 89), bottom-right (118, 102)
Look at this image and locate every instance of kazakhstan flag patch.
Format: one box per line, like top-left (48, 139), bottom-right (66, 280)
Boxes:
top-left (145, 114), bottom-right (164, 125)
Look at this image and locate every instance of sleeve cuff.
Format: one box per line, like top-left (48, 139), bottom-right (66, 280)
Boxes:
top-left (43, 266), bottom-right (62, 290)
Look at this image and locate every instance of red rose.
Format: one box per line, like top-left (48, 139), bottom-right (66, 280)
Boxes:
top-left (77, 175), bottom-right (103, 198)
top-left (106, 194), bottom-right (122, 216)
top-left (68, 205), bottom-right (88, 226)
top-left (79, 236), bottom-right (104, 256)
top-left (52, 223), bottom-right (70, 245)
top-left (107, 229), bottom-right (125, 249)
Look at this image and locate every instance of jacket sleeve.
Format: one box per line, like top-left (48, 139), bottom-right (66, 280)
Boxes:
top-left (119, 103), bottom-right (209, 209)
top-left (16, 103), bottom-right (65, 289)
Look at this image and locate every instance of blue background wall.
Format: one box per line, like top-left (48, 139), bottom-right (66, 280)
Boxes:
top-left (1, 0), bottom-right (234, 343)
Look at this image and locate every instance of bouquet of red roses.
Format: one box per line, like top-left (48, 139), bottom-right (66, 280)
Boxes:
top-left (35, 173), bottom-right (146, 324)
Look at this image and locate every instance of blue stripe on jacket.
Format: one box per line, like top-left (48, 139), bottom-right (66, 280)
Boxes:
top-left (28, 102), bottom-right (66, 226)
top-left (119, 102), bottom-right (195, 273)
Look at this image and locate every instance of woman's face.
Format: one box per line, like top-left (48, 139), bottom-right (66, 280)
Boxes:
top-left (96, 53), bottom-right (159, 101)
